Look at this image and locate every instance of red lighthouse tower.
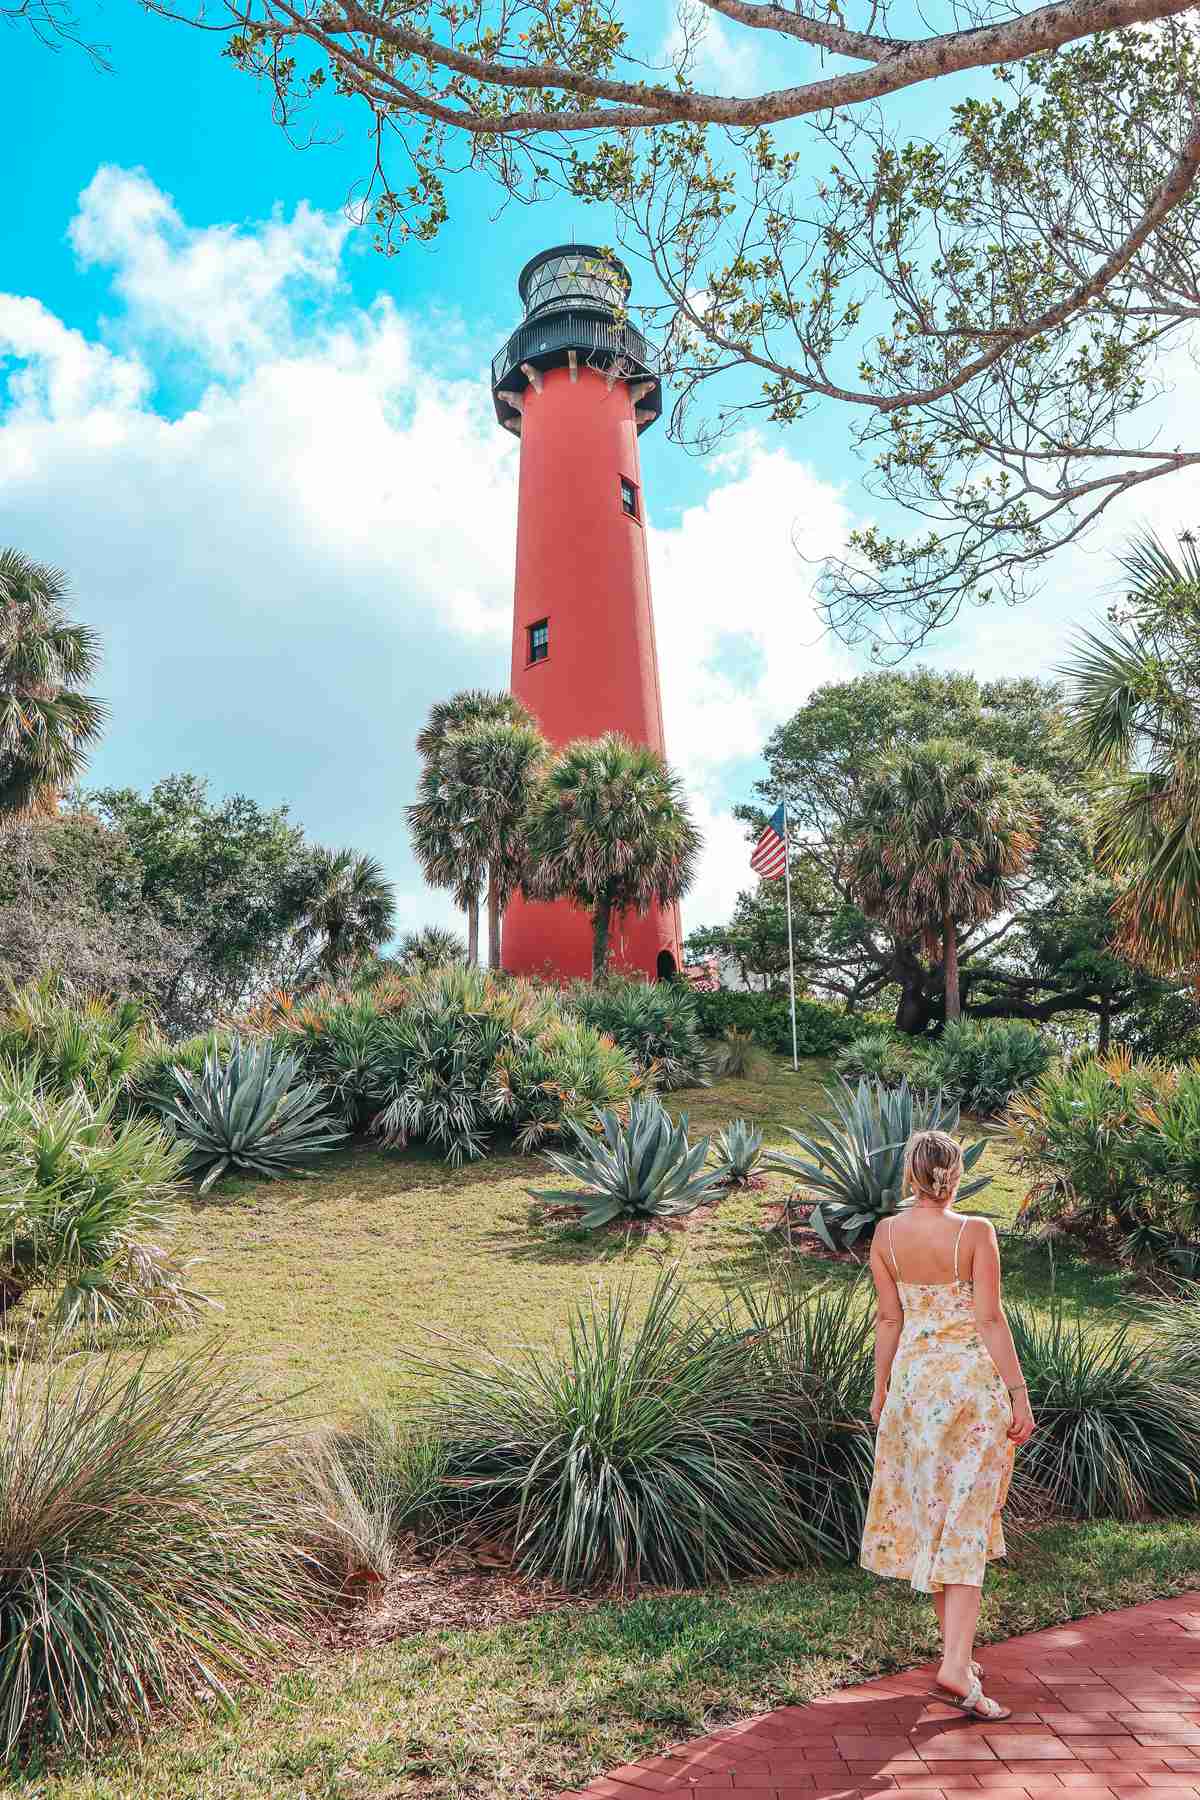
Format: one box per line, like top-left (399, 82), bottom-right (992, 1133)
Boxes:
top-left (492, 244), bottom-right (683, 982)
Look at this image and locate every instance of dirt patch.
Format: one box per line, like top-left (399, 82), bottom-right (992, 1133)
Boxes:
top-left (316, 1539), bottom-right (588, 1653)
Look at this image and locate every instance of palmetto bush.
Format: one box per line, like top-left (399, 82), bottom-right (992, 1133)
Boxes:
top-left (530, 1096), bottom-right (727, 1229)
top-left (834, 1030), bottom-right (915, 1087)
top-left (367, 967), bottom-right (559, 1163)
top-left (1006, 1052), bottom-right (1200, 1250)
top-left (1009, 1305), bottom-right (1200, 1518)
top-left (391, 1275), bottom-right (818, 1590)
top-left (767, 1077), bottom-right (989, 1252)
top-left (489, 1017), bottom-right (643, 1152)
top-left (156, 1036), bottom-right (346, 1192)
top-left (0, 1067), bottom-right (202, 1333)
top-left (923, 1018), bottom-right (1053, 1116)
top-left (567, 976), bottom-right (709, 1091)
top-left (270, 966), bottom-right (642, 1165)
top-left (0, 973), bottom-right (158, 1103)
top-left (0, 1345), bottom-right (313, 1754)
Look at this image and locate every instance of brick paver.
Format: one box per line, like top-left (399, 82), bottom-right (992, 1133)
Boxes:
top-left (557, 1594), bottom-right (1200, 1800)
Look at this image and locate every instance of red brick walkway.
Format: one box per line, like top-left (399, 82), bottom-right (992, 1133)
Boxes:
top-left (560, 1593), bottom-right (1200, 1800)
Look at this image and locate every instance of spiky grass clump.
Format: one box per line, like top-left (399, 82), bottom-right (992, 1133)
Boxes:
top-left (740, 1278), bottom-right (876, 1560)
top-left (1010, 1304), bottom-right (1200, 1519)
top-left (0, 1345), bottom-right (314, 1755)
top-left (394, 1274), bottom-right (818, 1591)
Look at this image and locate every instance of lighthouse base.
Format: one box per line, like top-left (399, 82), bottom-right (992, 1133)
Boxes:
top-left (501, 893), bottom-right (683, 984)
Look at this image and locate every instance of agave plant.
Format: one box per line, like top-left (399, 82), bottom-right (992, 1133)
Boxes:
top-left (765, 1076), bottom-right (989, 1252)
top-left (156, 1037), bottom-right (346, 1192)
top-left (712, 1118), bottom-right (766, 1187)
top-left (529, 1096), bottom-right (727, 1229)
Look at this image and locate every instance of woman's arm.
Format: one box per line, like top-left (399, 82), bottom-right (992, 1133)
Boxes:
top-left (868, 1236), bottom-right (904, 1427)
top-left (969, 1219), bottom-right (1036, 1445)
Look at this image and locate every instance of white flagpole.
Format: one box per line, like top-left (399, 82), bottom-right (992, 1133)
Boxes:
top-left (782, 797), bottom-right (799, 1072)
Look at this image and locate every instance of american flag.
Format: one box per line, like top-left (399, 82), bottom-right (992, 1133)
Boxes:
top-left (750, 802), bottom-right (788, 880)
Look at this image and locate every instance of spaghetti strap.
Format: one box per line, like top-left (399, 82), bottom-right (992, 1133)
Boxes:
top-left (887, 1218), bottom-right (901, 1279)
top-left (954, 1217), bottom-right (968, 1282)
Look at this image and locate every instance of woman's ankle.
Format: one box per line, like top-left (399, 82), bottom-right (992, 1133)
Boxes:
top-left (937, 1657), bottom-right (974, 1692)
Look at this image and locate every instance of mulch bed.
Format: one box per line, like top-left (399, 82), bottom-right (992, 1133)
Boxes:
top-left (315, 1540), bottom-right (588, 1652)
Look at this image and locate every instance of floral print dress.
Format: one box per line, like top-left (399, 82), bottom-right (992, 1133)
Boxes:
top-left (860, 1219), bottom-right (1014, 1593)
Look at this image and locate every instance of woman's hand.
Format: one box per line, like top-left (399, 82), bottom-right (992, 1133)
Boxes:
top-left (870, 1387), bottom-right (888, 1428)
top-left (1008, 1390), bottom-right (1035, 1445)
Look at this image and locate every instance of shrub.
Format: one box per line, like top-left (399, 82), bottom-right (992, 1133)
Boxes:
top-left (122, 1029), bottom-right (235, 1119)
top-left (156, 1036), bottom-right (346, 1192)
top-left (1005, 1052), bottom-right (1200, 1242)
top-left (567, 977), bottom-right (708, 1090)
top-left (766, 1076), bottom-right (989, 1251)
top-left (712, 1118), bottom-right (765, 1185)
top-left (489, 1017), bottom-right (644, 1152)
top-left (712, 1026), bottom-right (763, 1079)
top-left (0, 1345), bottom-right (313, 1754)
top-left (923, 1018), bottom-right (1053, 1116)
top-left (1010, 1305), bottom-right (1200, 1518)
top-left (692, 990), bottom-right (869, 1057)
top-left (835, 1029), bottom-right (913, 1086)
top-left (275, 967), bottom-right (642, 1166)
top-left (393, 1274), bottom-right (819, 1590)
top-left (368, 967), bottom-right (561, 1164)
top-left (0, 1069), bottom-right (203, 1334)
top-left (0, 973), bottom-right (158, 1103)
top-left (530, 1096), bottom-right (726, 1230)
top-left (740, 1279), bottom-right (876, 1560)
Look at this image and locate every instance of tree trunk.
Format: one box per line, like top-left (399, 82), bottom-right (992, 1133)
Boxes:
top-left (486, 877), bottom-right (502, 971)
top-left (0, 1274), bottom-right (26, 1315)
top-left (894, 943), bottom-right (933, 1035)
top-left (466, 894), bottom-right (479, 966)
top-left (943, 911), bottom-right (961, 1021)
top-left (591, 896), bottom-right (612, 982)
top-left (1099, 992), bottom-right (1112, 1055)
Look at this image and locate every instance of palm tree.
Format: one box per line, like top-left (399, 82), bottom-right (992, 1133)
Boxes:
top-left (846, 740), bottom-right (1038, 1020)
top-left (436, 716), bottom-right (548, 969)
top-left (0, 549), bottom-right (107, 815)
top-left (1061, 529), bottom-right (1200, 972)
top-left (523, 733), bottom-right (701, 981)
top-left (395, 924), bottom-right (467, 972)
top-left (294, 848), bottom-right (396, 983)
top-left (409, 690), bottom-right (539, 965)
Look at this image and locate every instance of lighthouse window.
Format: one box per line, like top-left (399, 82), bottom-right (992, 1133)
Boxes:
top-left (527, 619), bottom-right (550, 664)
top-left (620, 477), bottom-right (639, 519)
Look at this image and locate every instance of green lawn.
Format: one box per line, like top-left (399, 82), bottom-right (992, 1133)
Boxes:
top-left (155, 1055), bottom-right (1124, 1417)
top-left (23, 1520), bottom-right (1200, 1800)
top-left (3, 1055), bottom-right (1158, 1800)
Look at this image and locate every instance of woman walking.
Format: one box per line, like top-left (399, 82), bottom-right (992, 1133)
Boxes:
top-left (861, 1129), bottom-right (1035, 1721)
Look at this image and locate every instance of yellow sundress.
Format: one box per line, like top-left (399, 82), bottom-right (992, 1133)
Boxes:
top-left (860, 1218), bottom-right (1014, 1593)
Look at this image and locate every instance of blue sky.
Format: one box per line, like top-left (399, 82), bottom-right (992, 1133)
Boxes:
top-left (2, 4), bottom-right (1186, 939)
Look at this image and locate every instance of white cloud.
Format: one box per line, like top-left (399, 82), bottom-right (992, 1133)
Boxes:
top-left (2, 166), bottom-right (860, 945)
top-left (661, 6), bottom-right (760, 92)
top-left (69, 165), bottom-right (350, 376)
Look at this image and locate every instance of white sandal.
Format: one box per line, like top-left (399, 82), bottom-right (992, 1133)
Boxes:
top-left (928, 1674), bottom-right (1011, 1721)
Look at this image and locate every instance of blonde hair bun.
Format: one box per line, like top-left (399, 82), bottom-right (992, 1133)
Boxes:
top-left (906, 1128), bottom-right (964, 1201)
